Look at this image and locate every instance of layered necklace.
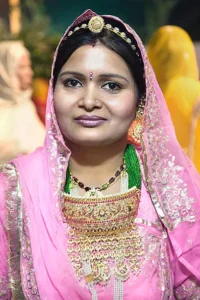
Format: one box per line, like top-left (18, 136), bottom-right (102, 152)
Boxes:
top-left (62, 144), bottom-right (143, 300)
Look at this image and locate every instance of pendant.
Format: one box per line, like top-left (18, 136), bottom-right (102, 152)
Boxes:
top-left (84, 188), bottom-right (104, 198)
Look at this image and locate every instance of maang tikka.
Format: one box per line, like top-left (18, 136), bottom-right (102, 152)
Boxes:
top-left (67, 16), bottom-right (137, 52)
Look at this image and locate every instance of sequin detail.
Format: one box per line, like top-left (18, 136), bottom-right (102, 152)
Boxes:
top-left (0, 276), bottom-right (10, 298)
top-left (21, 211), bottom-right (40, 299)
top-left (0, 163), bottom-right (24, 299)
top-left (175, 278), bottom-right (200, 299)
top-left (140, 61), bottom-right (196, 229)
top-left (141, 232), bottom-right (173, 299)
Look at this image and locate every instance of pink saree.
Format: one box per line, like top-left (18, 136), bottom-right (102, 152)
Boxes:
top-left (0, 9), bottom-right (200, 300)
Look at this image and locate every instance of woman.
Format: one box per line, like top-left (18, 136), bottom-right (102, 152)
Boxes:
top-left (0, 10), bottom-right (200, 299)
top-left (0, 41), bottom-right (45, 164)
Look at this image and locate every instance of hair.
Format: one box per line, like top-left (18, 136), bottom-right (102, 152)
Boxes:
top-left (53, 18), bottom-right (146, 101)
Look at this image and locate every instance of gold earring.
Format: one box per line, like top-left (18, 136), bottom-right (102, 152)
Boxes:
top-left (127, 99), bottom-right (145, 146)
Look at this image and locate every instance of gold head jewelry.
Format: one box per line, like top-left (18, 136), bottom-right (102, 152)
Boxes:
top-left (67, 16), bottom-right (137, 51)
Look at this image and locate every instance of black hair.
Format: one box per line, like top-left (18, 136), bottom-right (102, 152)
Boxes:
top-left (53, 19), bottom-right (146, 101)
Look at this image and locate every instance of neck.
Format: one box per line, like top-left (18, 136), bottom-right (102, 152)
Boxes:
top-left (67, 138), bottom-right (127, 186)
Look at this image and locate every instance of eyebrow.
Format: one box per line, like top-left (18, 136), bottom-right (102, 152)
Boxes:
top-left (59, 71), bottom-right (84, 78)
top-left (99, 73), bottom-right (129, 83)
top-left (59, 71), bottom-right (129, 83)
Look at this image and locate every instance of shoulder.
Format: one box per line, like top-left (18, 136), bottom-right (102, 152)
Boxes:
top-left (12, 147), bottom-right (48, 189)
top-left (13, 147), bottom-right (45, 172)
top-left (0, 147), bottom-right (46, 186)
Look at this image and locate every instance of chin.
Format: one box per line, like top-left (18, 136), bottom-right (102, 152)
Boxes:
top-left (62, 126), bottom-right (128, 147)
top-left (65, 134), bottom-right (116, 147)
top-left (66, 134), bottom-right (127, 148)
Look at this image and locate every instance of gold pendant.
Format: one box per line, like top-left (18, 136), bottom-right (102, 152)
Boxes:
top-left (84, 188), bottom-right (104, 198)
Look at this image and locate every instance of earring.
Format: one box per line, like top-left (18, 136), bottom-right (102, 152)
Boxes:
top-left (128, 99), bottom-right (145, 146)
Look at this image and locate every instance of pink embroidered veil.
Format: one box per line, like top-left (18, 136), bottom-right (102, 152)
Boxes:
top-left (0, 9), bottom-right (200, 299)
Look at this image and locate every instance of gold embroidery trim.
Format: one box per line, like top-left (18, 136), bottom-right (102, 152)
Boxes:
top-left (0, 163), bottom-right (25, 299)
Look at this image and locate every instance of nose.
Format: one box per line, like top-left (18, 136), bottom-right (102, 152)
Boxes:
top-left (78, 85), bottom-right (102, 111)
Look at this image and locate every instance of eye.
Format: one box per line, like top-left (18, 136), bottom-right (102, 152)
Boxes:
top-left (63, 78), bottom-right (82, 88)
top-left (101, 82), bottom-right (122, 91)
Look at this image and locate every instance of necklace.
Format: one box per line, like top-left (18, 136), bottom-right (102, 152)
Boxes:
top-left (69, 162), bottom-right (126, 193)
top-left (64, 144), bottom-right (141, 196)
top-left (63, 144), bottom-right (142, 300)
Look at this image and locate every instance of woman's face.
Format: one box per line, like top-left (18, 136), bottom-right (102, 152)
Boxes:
top-left (54, 44), bottom-right (138, 147)
top-left (16, 54), bottom-right (33, 90)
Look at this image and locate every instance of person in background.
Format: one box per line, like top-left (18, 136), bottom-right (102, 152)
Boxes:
top-left (147, 26), bottom-right (200, 172)
top-left (32, 77), bottom-right (49, 124)
top-left (147, 25), bottom-right (199, 94)
top-left (164, 77), bottom-right (200, 172)
top-left (0, 41), bottom-right (45, 164)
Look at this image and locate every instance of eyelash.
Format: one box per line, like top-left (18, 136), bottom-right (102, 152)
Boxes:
top-left (102, 82), bottom-right (122, 92)
top-left (62, 78), bottom-right (123, 92)
top-left (63, 78), bottom-right (82, 88)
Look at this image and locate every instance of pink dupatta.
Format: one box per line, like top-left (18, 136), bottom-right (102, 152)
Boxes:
top-left (0, 9), bottom-right (200, 299)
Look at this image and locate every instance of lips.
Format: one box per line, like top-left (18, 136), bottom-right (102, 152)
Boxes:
top-left (74, 115), bottom-right (107, 121)
top-left (74, 115), bottom-right (107, 128)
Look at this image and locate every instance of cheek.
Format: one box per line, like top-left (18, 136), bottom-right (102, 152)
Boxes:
top-left (54, 89), bottom-right (69, 116)
top-left (109, 91), bottom-right (137, 120)
top-left (54, 89), bottom-right (78, 127)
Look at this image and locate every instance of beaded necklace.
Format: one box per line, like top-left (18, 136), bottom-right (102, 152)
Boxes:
top-left (68, 162), bottom-right (126, 193)
top-left (64, 144), bottom-right (141, 194)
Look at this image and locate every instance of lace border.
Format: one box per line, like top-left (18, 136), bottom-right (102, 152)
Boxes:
top-left (0, 163), bottom-right (25, 299)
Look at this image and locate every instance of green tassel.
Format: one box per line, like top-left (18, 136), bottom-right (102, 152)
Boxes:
top-left (124, 144), bottom-right (141, 189)
top-left (64, 164), bottom-right (71, 194)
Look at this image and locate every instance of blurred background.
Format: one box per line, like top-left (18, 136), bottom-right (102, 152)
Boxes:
top-left (0, 0), bottom-right (200, 171)
top-left (1, 0), bottom-right (200, 79)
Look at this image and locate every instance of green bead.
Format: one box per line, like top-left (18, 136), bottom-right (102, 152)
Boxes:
top-left (102, 183), bottom-right (109, 190)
